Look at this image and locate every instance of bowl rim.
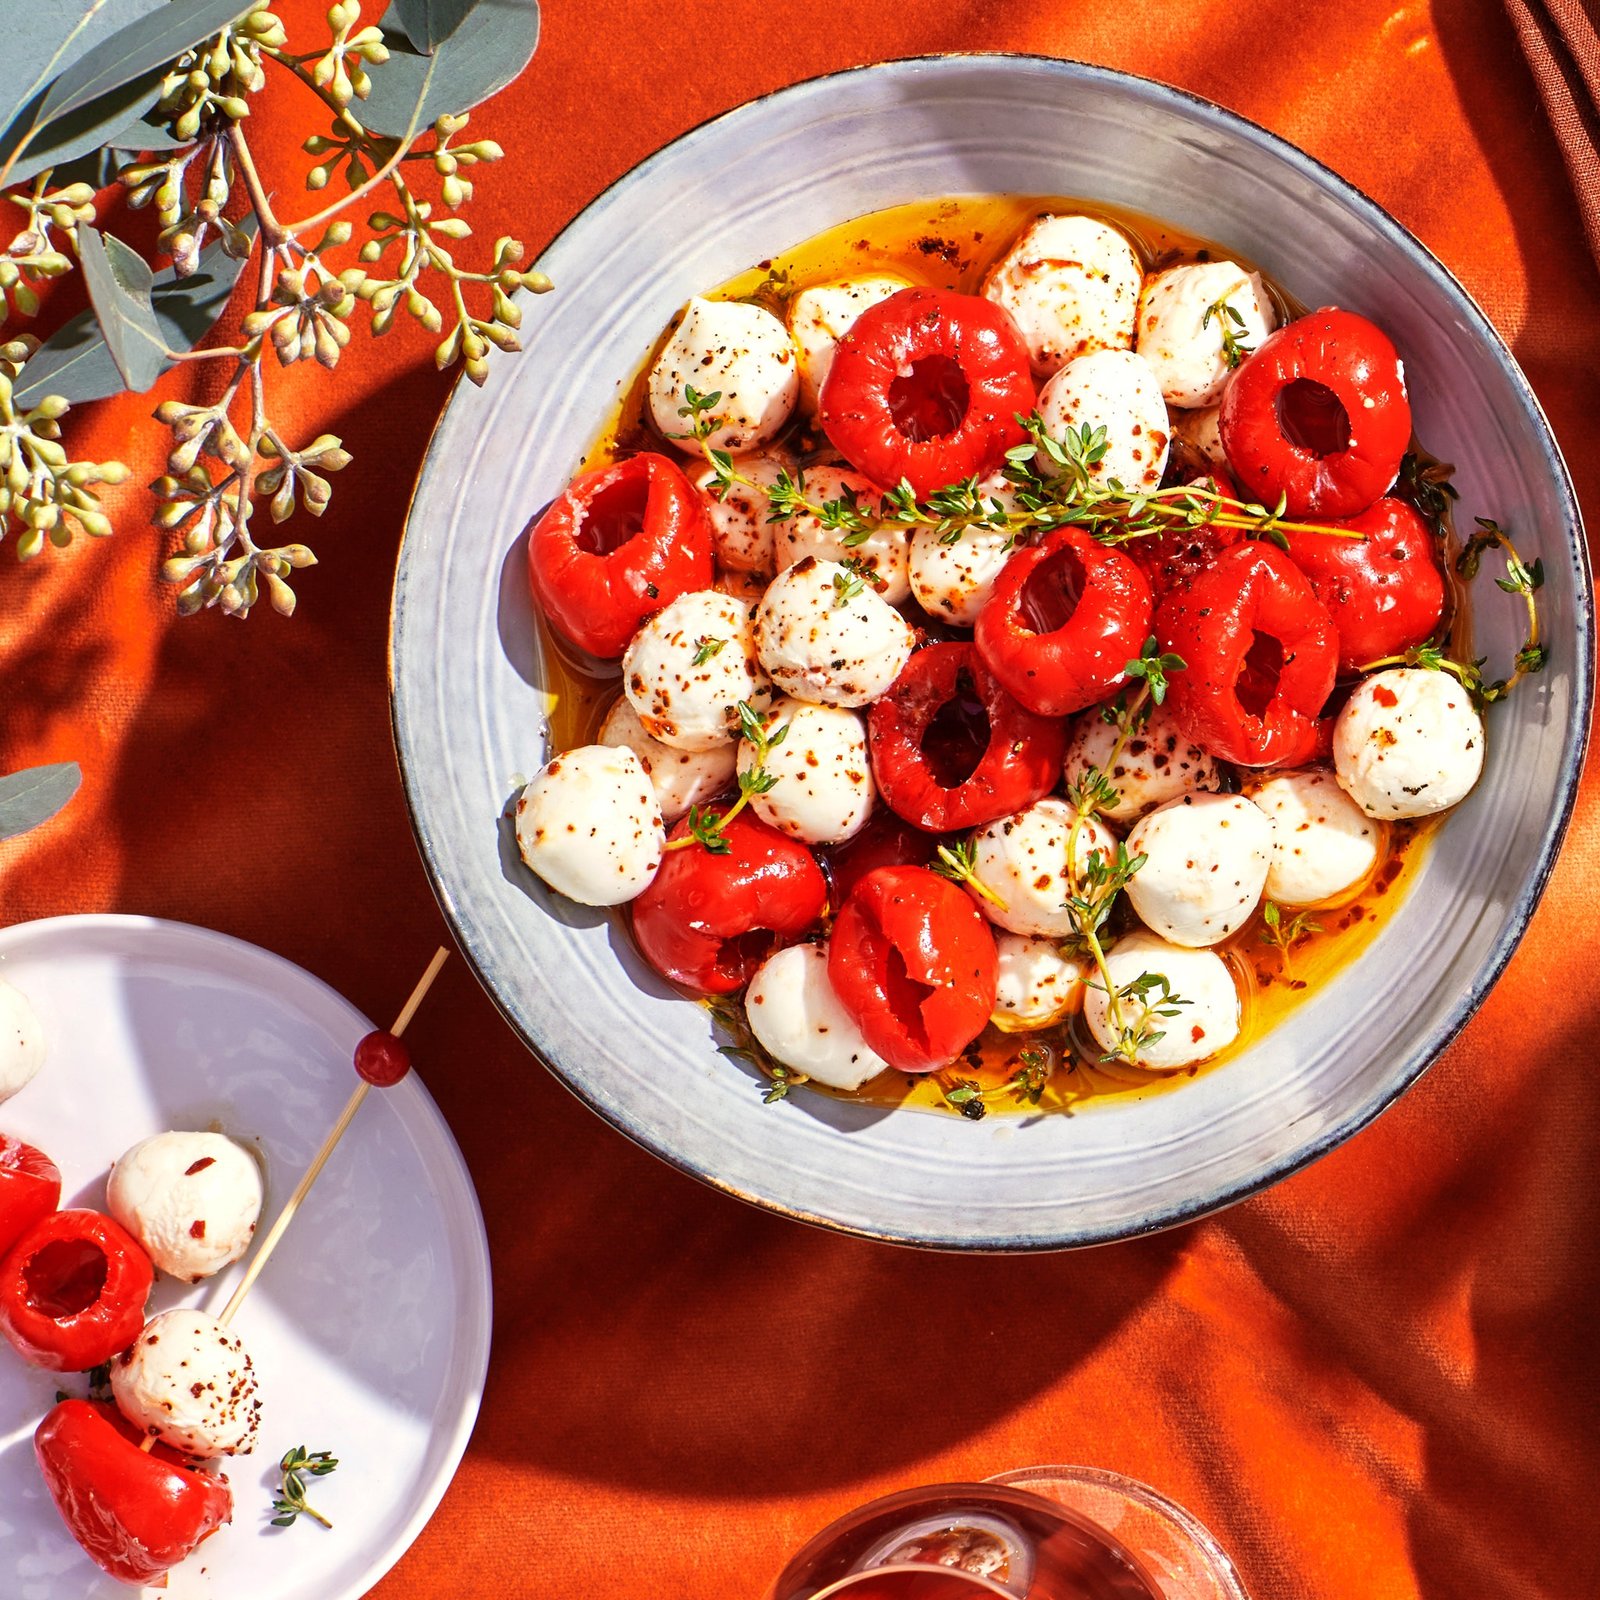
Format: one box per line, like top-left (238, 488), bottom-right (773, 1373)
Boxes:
top-left (388, 52), bottom-right (1594, 1252)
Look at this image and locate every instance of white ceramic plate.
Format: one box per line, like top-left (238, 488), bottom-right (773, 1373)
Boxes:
top-left (0, 916), bottom-right (491, 1600)
top-left (390, 56), bottom-right (1590, 1250)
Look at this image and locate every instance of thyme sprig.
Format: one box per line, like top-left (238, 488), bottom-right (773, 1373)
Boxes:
top-left (271, 1446), bottom-right (338, 1530)
top-left (1360, 516), bottom-right (1546, 707)
top-left (1201, 293), bottom-right (1254, 369)
top-left (703, 995), bottom-right (806, 1104)
top-left (665, 699), bottom-right (786, 854)
top-left (931, 837), bottom-right (1008, 911)
top-left (1089, 971), bottom-right (1190, 1065)
top-left (1057, 642), bottom-right (1190, 1064)
top-left (1259, 900), bottom-right (1321, 975)
top-left (687, 406), bottom-right (1364, 559)
top-left (939, 1044), bottom-right (1057, 1117)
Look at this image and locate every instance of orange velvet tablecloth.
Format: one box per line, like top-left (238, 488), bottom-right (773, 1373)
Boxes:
top-left (3, 2), bottom-right (1597, 1596)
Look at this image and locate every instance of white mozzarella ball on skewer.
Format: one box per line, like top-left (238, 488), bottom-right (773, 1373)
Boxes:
top-left (991, 934), bottom-right (1089, 1031)
top-left (0, 978), bottom-right (45, 1104)
top-left (981, 213), bottom-right (1143, 375)
top-left (1125, 792), bottom-right (1273, 947)
top-left (599, 695), bottom-right (735, 825)
top-left (1245, 769), bottom-right (1382, 906)
top-left (648, 296), bottom-right (798, 454)
top-left (107, 1132), bottom-right (263, 1283)
top-left (1062, 703), bottom-right (1223, 824)
top-left (1135, 261), bottom-right (1276, 408)
top-left (1333, 669), bottom-right (1486, 820)
top-left (968, 798), bottom-right (1117, 939)
top-left (111, 1309), bottom-right (261, 1459)
top-left (774, 466), bottom-right (910, 604)
top-left (737, 696), bottom-right (875, 845)
top-left (622, 590), bottom-right (770, 751)
top-left (789, 274), bottom-right (913, 410)
top-left (690, 450), bottom-right (792, 575)
top-left (1082, 930), bottom-right (1240, 1070)
top-left (515, 744), bottom-right (665, 906)
top-left (1036, 349), bottom-right (1170, 494)
top-left (754, 557), bottom-right (915, 708)
top-left (745, 943), bottom-right (889, 1090)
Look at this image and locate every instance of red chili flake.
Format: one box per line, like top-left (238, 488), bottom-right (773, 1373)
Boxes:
top-left (185, 1158), bottom-right (217, 1176)
top-left (189, 1220), bottom-right (207, 1240)
top-left (1191, 1025), bottom-right (1206, 1043)
top-left (1372, 684), bottom-right (1399, 708)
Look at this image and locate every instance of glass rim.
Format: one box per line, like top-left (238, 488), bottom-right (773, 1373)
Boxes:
top-left (807, 1564), bottom-right (1018, 1599)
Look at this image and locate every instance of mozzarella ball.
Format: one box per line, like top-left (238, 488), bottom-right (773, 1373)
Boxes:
top-left (691, 450), bottom-right (792, 575)
top-left (991, 935), bottom-right (1088, 1031)
top-left (981, 214), bottom-right (1143, 374)
top-left (744, 943), bottom-right (889, 1090)
top-left (515, 744), bottom-right (665, 906)
top-left (907, 468), bottom-right (1018, 625)
top-left (1125, 792), bottom-right (1273, 947)
top-left (754, 556), bottom-right (915, 708)
top-left (1246, 770), bottom-right (1382, 906)
top-left (1172, 402), bottom-right (1226, 469)
top-left (107, 1132), bottom-right (262, 1284)
top-left (112, 1309), bottom-right (260, 1458)
top-left (969, 799), bottom-right (1117, 938)
top-left (774, 466), bottom-right (910, 604)
top-left (1135, 261), bottom-right (1276, 408)
top-left (1082, 931), bottom-right (1239, 1069)
top-left (622, 589), bottom-right (770, 751)
top-left (1036, 349), bottom-right (1170, 493)
top-left (1062, 702), bottom-right (1223, 824)
top-left (738, 696), bottom-right (874, 844)
top-left (648, 296), bottom-right (798, 454)
top-left (1334, 669), bottom-right (1486, 819)
top-left (789, 274), bottom-right (913, 410)
top-left (599, 695), bottom-right (735, 825)
top-left (0, 977), bottom-right (45, 1104)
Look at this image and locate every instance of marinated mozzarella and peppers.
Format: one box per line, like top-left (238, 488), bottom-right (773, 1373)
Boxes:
top-left (515, 196), bottom-right (1545, 1116)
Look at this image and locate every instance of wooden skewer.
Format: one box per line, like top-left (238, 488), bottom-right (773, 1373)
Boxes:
top-left (218, 946), bottom-right (450, 1326)
top-left (137, 948), bottom-right (451, 1453)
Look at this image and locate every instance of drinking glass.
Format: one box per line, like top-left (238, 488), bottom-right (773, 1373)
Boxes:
top-left (770, 1470), bottom-right (1249, 1600)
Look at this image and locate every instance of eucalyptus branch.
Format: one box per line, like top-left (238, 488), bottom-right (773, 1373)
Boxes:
top-left (0, 0), bottom-right (546, 616)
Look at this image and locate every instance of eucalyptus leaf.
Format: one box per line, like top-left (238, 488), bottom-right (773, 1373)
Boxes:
top-left (385, 0), bottom-right (480, 51)
top-left (15, 226), bottom-right (255, 407)
top-left (0, 763), bottom-right (81, 843)
top-left (0, 71), bottom-right (167, 189)
top-left (0, 0), bottom-right (159, 150)
top-left (1, 0), bottom-right (254, 187)
top-left (44, 108), bottom-right (189, 191)
top-left (362, 0), bottom-right (539, 136)
top-left (78, 223), bottom-right (168, 392)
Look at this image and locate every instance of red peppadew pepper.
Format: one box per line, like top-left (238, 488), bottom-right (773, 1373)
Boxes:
top-left (36, 1399), bottom-right (233, 1587)
top-left (819, 287), bottom-right (1036, 497)
top-left (1219, 308), bottom-right (1411, 518)
top-left (630, 810), bottom-right (827, 995)
top-left (974, 529), bottom-right (1153, 717)
top-left (829, 866), bottom-right (998, 1074)
top-left (1283, 497), bottom-right (1445, 671)
top-left (868, 642), bottom-right (1065, 832)
top-left (526, 452), bottom-right (714, 659)
top-left (0, 1209), bottom-right (153, 1372)
top-left (826, 808), bottom-right (936, 913)
top-left (0, 1134), bottom-right (61, 1257)
top-left (1157, 542), bottom-right (1338, 767)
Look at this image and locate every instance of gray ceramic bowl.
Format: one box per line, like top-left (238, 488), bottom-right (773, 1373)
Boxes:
top-left (389, 56), bottom-right (1590, 1249)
